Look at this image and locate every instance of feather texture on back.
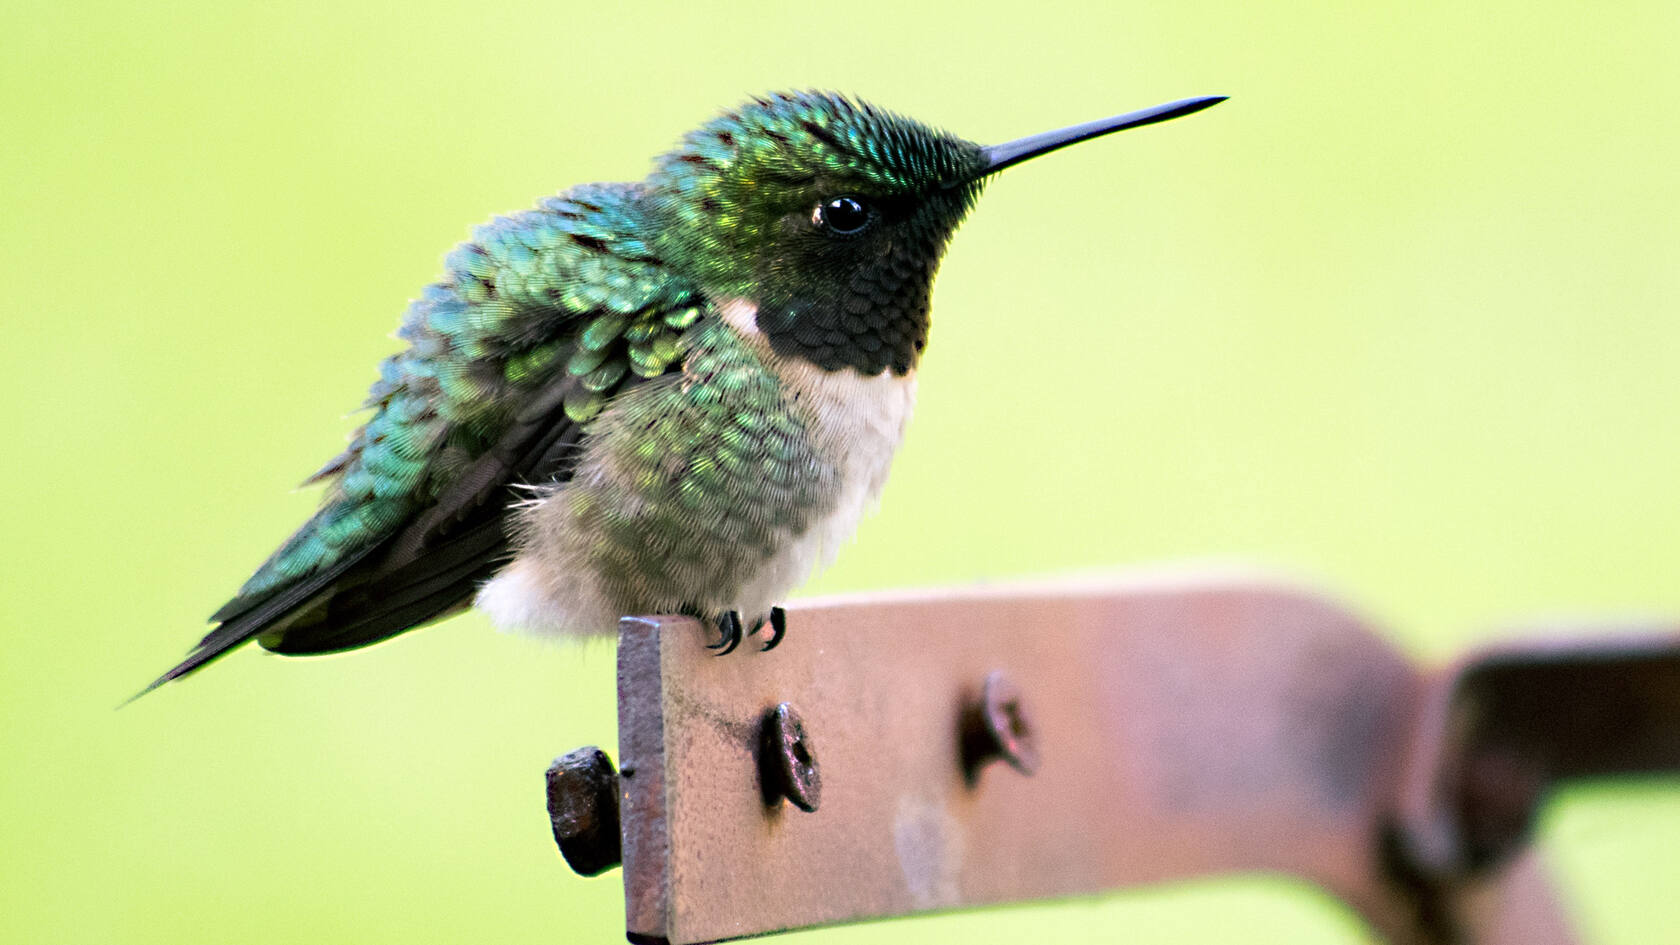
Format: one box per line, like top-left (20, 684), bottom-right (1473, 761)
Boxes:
top-left (147, 183), bottom-right (702, 690)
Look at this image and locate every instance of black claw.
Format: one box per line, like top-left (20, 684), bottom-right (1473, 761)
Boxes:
top-left (708, 611), bottom-right (743, 655)
top-left (760, 607), bottom-right (787, 651)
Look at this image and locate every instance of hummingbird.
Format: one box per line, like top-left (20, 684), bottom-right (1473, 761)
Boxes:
top-left (144, 90), bottom-right (1224, 694)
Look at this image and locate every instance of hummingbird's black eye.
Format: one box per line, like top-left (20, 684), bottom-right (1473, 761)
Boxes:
top-left (814, 195), bottom-right (871, 235)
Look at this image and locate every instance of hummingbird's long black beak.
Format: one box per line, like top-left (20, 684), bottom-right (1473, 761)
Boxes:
top-left (961, 95), bottom-right (1227, 183)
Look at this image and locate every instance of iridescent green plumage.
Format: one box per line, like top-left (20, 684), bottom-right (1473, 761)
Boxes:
top-left (146, 90), bottom-right (1224, 693)
top-left (559, 318), bottom-right (833, 605)
top-left (224, 183), bottom-right (695, 611)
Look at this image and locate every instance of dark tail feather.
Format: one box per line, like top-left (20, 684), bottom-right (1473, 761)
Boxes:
top-left (258, 407), bottom-right (582, 656)
top-left (130, 512), bottom-right (501, 703)
top-left (262, 586), bottom-right (475, 655)
top-left (125, 631), bottom-right (248, 705)
top-left (263, 519), bottom-right (505, 655)
top-left (129, 371), bottom-right (609, 704)
top-left (127, 541), bottom-right (386, 704)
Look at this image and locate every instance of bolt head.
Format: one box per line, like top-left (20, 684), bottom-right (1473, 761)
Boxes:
top-left (761, 702), bottom-right (821, 812)
top-left (973, 671), bottom-right (1040, 777)
top-left (546, 747), bottom-right (622, 876)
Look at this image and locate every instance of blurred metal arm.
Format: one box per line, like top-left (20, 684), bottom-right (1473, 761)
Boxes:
top-left (543, 574), bottom-right (1680, 944)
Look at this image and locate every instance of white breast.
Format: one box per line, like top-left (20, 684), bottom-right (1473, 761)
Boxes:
top-left (716, 298), bottom-right (918, 616)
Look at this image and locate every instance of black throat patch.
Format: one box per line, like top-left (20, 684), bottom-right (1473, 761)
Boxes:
top-left (752, 189), bottom-right (972, 376)
top-left (754, 251), bottom-right (934, 376)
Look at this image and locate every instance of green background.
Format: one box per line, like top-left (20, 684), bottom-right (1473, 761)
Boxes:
top-left (4, 0), bottom-right (1677, 942)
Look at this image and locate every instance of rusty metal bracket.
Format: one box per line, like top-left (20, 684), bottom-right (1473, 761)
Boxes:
top-left (543, 573), bottom-right (1680, 944)
top-left (1394, 629), bottom-right (1680, 876)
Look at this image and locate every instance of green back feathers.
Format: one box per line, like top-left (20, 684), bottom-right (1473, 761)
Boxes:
top-left (225, 183), bottom-right (695, 610)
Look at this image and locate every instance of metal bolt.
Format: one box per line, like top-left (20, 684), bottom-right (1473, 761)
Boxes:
top-left (545, 746), bottom-right (622, 876)
top-left (961, 670), bottom-right (1040, 782)
top-left (759, 702), bottom-right (821, 812)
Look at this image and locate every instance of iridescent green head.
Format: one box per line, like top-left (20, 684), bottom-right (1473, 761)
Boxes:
top-left (646, 91), bottom-right (1225, 375)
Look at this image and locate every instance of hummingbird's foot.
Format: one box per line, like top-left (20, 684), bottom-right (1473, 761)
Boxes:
top-left (756, 606), bottom-right (787, 651)
top-left (707, 610), bottom-right (744, 655)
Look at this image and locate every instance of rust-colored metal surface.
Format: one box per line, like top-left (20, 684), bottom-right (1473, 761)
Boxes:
top-left (576, 574), bottom-right (1680, 944)
top-left (1396, 629), bottom-right (1680, 878)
